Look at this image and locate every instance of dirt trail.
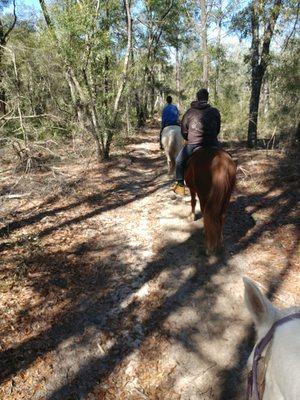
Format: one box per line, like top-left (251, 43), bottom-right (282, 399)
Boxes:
top-left (0, 128), bottom-right (299, 400)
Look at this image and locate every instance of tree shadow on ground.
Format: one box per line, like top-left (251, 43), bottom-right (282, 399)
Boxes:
top-left (0, 230), bottom-right (220, 389)
top-left (0, 150), bottom-right (166, 248)
top-left (0, 178), bottom-right (256, 399)
top-left (1, 145), bottom-right (298, 400)
top-left (218, 147), bottom-right (299, 399)
top-left (0, 186), bottom-right (256, 399)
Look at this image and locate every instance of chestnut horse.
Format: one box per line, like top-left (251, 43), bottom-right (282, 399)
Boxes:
top-left (184, 148), bottom-right (236, 254)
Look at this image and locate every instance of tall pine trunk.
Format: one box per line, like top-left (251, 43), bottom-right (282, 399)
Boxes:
top-left (0, 46), bottom-right (6, 114)
top-left (248, 66), bottom-right (265, 147)
top-left (175, 45), bottom-right (181, 108)
top-left (214, 0), bottom-right (222, 103)
top-left (0, 1), bottom-right (17, 114)
top-left (0, 44), bottom-right (6, 113)
top-left (247, 0), bottom-right (260, 147)
top-left (247, 0), bottom-right (282, 147)
top-left (200, 0), bottom-right (208, 88)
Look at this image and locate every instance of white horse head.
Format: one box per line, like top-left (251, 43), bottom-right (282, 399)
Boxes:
top-left (243, 277), bottom-right (300, 400)
top-left (161, 125), bottom-right (184, 175)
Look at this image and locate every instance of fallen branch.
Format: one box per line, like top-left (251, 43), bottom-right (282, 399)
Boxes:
top-left (0, 108), bottom-right (15, 121)
top-left (2, 0), bottom-right (17, 43)
top-left (1, 113), bottom-right (61, 120)
top-left (237, 166), bottom-right (250, 176)
top-left (30, 143), bottom-right (61, 158)
top-left (1, 193), bottom-right (31, 199)
top-left (51, 167), bottom-right (72, 177)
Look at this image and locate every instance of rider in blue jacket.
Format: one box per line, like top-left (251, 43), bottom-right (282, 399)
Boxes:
top-left (160, 96), bottom-right (179, 149)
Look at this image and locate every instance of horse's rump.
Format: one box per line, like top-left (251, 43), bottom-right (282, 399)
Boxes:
top-left (185, 148), bottom-right (236, 199)
top-left (161, 125), bottom-right (182, 151)
top-left (185, 148), bottom-right (236, 252)
top-left (161, 125), bottom-right (184, 175)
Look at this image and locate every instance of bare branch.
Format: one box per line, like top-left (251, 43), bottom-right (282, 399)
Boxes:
top-left (2, 0), bottom-right (17, 44)
top-left (39, 0), bottom-right (55, 30)
top-left (158, 0), bottom-right (174, 24)
top-left (1, 113), bottom-right (62, 120)
top-left (152, 0), bottom-right (175, 52)
top-left (261, 0), bottom-right (283, 68)
top-left (283, 1), bottom-right (300, 52)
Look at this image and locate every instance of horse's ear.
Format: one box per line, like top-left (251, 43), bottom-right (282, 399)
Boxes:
top-left (243, 277), bottom-right (275, 327)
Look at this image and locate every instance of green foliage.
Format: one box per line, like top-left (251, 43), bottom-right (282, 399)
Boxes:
top-left (264, 39), bottom-right (300, 134)
top-left (0, 0), bottom-right (298, 159)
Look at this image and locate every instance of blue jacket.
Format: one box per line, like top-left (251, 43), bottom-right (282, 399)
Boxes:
top-left (162, 104), bottom-right (179, 128)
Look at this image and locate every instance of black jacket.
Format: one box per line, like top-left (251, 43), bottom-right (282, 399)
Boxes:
top-left (181, 101), bottom-right (221, 146)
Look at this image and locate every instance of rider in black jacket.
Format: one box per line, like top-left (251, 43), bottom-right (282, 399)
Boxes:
top-left (172, 89), bottom-right (221, 196)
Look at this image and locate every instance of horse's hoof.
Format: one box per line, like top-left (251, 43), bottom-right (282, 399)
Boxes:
top-left (188, 213), bottom-right (196, 222)
top-left (205, 246), bottom-right (224, 258)
top-left (205, 248), bottom-right (213, 257)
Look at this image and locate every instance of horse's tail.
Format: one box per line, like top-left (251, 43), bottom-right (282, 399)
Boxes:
top-left (162, 126), bottom-right (183, 175)
top-left (203, 152), bottom-right (236, 252)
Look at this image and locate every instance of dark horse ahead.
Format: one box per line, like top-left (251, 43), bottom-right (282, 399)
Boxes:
top-left (185, 148), bottom-right (236, 254)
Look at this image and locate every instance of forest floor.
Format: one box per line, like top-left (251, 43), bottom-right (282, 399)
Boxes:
top-left (0, 126), bottom-right (299, 400)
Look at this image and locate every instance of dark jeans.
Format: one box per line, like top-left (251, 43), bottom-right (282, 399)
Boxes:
top-left (175, 144), bottom-right (200, 183)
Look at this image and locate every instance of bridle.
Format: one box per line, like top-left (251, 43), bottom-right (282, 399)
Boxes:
top-left (247, 312), bottom-right (300, 400)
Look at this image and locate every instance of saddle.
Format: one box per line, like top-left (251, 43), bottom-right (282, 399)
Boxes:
top-left (186, 146), bottom-right (221, 167)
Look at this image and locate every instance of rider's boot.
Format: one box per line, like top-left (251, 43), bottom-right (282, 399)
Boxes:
top-left (172, 181), bottom-right (185, 196)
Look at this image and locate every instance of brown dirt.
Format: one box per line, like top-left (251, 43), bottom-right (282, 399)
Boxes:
top-left (0, 128), bottom-right (299, 400)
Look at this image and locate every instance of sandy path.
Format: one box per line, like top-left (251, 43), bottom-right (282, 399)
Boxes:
top-left (1, 129), bottom-right (299, 400)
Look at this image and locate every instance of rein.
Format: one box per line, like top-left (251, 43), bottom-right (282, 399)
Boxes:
top-left (247, 312), bottom-right (300, 400)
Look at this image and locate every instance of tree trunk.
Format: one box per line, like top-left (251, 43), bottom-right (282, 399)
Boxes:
top-left (0, 42), bottom-right (6, 114)
top-left (200, 0), bottom-right (209, 88)
top-left (39, 0), bottom-right (83, 124)
top-left (140, 59), bottom-right (151, 128)
top-left (248, 66), bottom-right (264, 147)
top-left (0, 89), bottom-right (6, 114)
top-left (263, 80), bottom-right (270, 115)
top-left (137, 62), bottom-right (148, 128)
top-left (125, 100), bottom-right (131, 136)
top-left (0, 2), bottom-right (17, 115)
top-left (103, 0), bottom-right (132, 159)
top-left (39, 0), bottom-right (104, 161)
top-left (214, 0), bottom-right (222, 103)
top-left (65, 69), bottom-right (85, 126)
top-left (135, 92), bottom-right (144, 128)
top-left (247, 0), bottom-right (282, 147)
top-left (103, 1), bottom-right (110, 112)
top-left (247, 0), bottom-right (260, 147)
top-left (150, 71), bottom-right (155, 118)
top-left (175, 45), bottom-right (181, 108)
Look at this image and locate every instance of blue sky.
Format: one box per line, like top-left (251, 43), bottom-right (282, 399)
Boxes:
top-left (2, 0), bottom-right (243, 49)
top-left (2, 0), bottom-right (41, 14)
top-left (20, 0), bottom-right (40, 9)
top-left (22, 0), bottom-right (40, 8)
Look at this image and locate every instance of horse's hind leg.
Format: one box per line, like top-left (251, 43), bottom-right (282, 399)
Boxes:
top-left (170, 158), bottom-right (175, 175)
top-left (166, 155), bottom-right (173, 175)
top-left (199, 197), bottom-right (207, 219)
top-left (219, 195), bottom-right (232, 243)
top-left (189, 190), bottom-right (197, 221)
top-left (203, 211), bottom-right (222, 255)
top-left (167, 158), bottom-right (171, 174)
